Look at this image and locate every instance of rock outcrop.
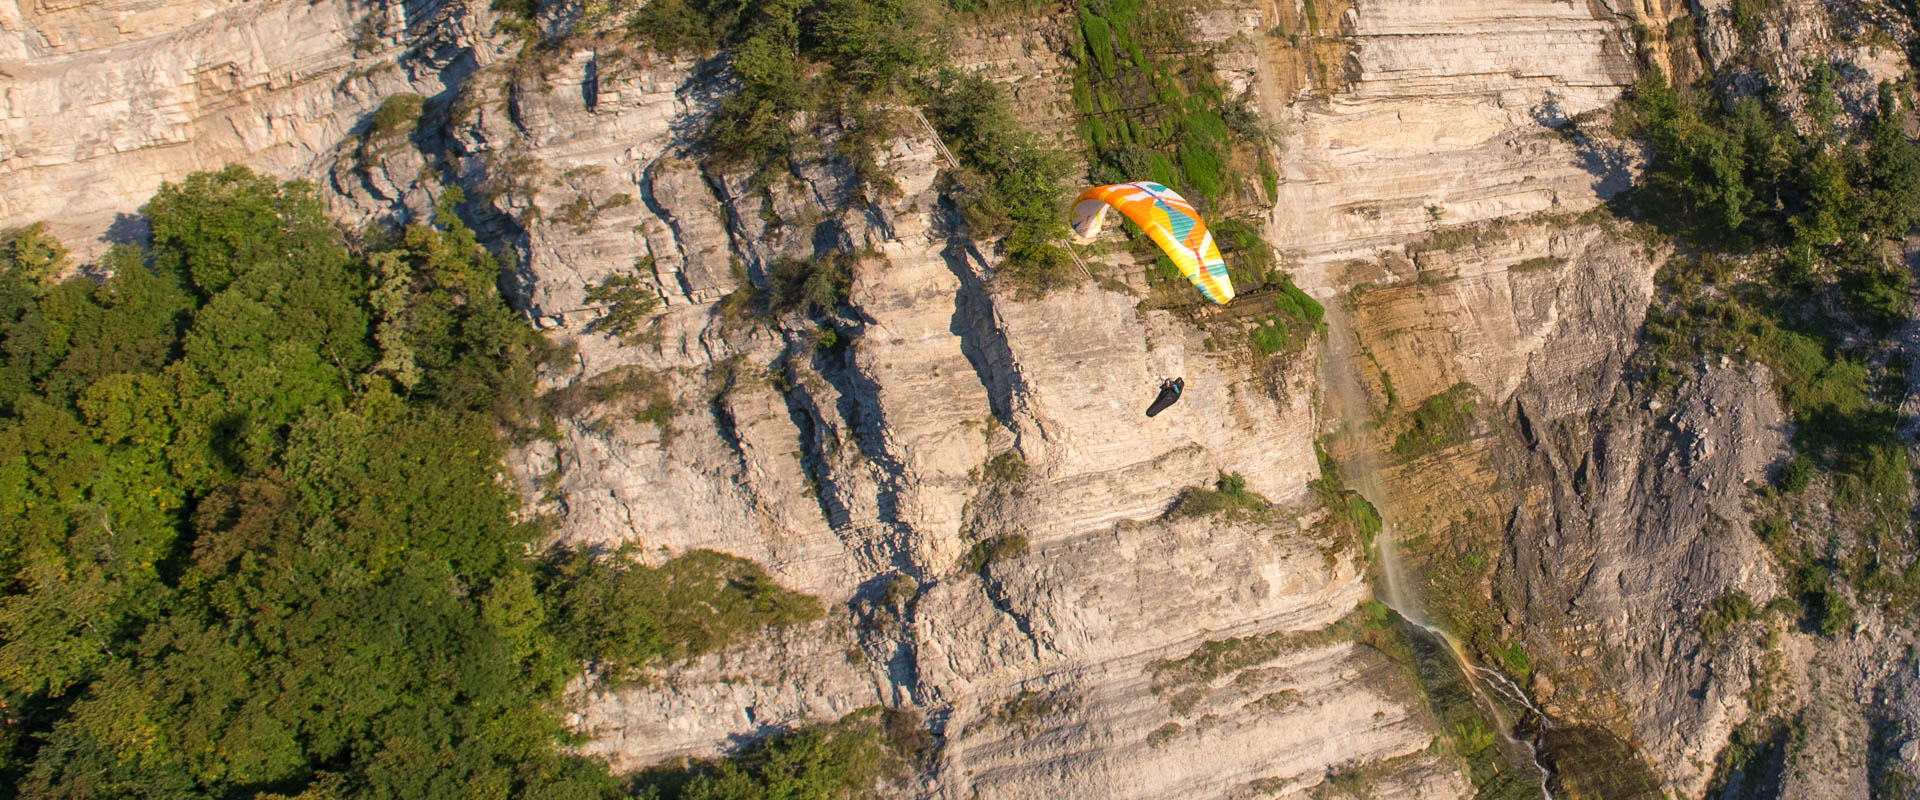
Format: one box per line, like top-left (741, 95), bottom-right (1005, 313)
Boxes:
top-left (1262, 0), bottom-right (1646, 273)
top-left (16, 0), bottom-right (1920, 796)
top-left (1303, 2), bottom-right (1920, 795)
top-left (0, 0), bottom-right (495, 258)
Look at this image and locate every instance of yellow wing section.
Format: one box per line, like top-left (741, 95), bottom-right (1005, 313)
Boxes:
top-left (1070, 182), bottom-right (1233, 304)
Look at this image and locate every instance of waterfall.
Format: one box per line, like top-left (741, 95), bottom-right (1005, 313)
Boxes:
top-left (1316, 293), bottom-right (1555, 799)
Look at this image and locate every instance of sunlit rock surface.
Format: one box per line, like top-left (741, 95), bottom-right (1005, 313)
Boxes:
top-left (14, 0), bottom-right (1920, 795)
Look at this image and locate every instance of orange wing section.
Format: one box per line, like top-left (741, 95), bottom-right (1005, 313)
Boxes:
top-left (1069, 182), bottom-right (1233, 304)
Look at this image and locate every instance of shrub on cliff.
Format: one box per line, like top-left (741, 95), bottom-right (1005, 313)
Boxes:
top-left (1168, 471), bottom-right (1270, 520)
top-left (922, 70), bottom-right (1075, 290)
top-left (958, 533), bottom-right (1029, 574)
top-left (369, 93), bottom-right (424, 141)
top-left (645, 0), bottom-right (934, 174)
top-left (583, 264), bottom-right (663, 344)
top-left (631, 0), bottom-right (1078, 293)
top-left (628, 0), bottom-right (720, 53)
top-left (629, 709), bottom-right (906, 798)
top-left (545, 547), bottom-right (825, 682)
top-left (1390, 383), bottom-right (1476, 460)
top-left (765, 251), bottom-right (855, 314)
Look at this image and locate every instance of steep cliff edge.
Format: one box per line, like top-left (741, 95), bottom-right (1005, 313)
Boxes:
top-left (1314, 1), bottom-right (1920, 796)
top-left (13, 0), bottom-right (1920, 796)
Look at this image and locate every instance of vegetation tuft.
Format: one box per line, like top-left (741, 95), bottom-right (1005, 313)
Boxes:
top-left (765, 251), bottom-right (856, 315)
top-left (959, 533), bottom-right (1030, 575)
top-left (1147, 609), bottom-right (1364, 693)
top-left (583, 263), bottom-right (663, 344)
top-left (1248, 278), bottom-right (1328, 355)
top-left (923, 71), bottom-right (1077, 291)
top-left (546, 547), bottom-right (824, 682)
top-left (368, 93), bottom-right (425, 142)
top-left (1167, 471), bottom-right (1270, 520)
top-left (1309, 444), bottom-right (1383, 551)
top-left (1065, 0), bottom-right (1266, 209)
top-left (1390, 383), bottom-right (1476, 460)
top-left (628, 0), bottom-right (1077, 294)
top-left (629, 707), bottom-right (909, 798)
top-left (1698, 591), bottom-right (1759, 642)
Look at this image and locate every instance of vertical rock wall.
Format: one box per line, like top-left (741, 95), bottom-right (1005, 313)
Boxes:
top-left (15, 0), bottom-right (1920, 795)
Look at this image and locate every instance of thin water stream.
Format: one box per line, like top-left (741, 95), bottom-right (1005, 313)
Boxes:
top-left (1315, 294), bottom-right (1555, 799)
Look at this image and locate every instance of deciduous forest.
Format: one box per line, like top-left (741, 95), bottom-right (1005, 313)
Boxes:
top-left (0, 168), bottom-right (879, 799)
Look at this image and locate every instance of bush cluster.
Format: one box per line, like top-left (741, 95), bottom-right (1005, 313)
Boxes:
top-left (632, 0), bottom-right (1077, 294)
top-left (1623, 60), bottom-right (1920, 619)
top-left (632, 0), bottom-right (933, 176)
top-left (1389, 383), bottom-right (1476, 460)
top-left (368, 93), bottom-right (425, 141)
top-left (1247, 277), bottom-right (1326, 355)
top-left (629, 708), bottom-right (905, 798)
top-left (1168, 471), bottom-right (1269, 519)
top-left (923, 71), bottom-right (1077, 290)
top-left (958, 533), bottom-right (1029, 575)
top-left (546, 547), bottom-right (824, 682)
top-left (583, 264), bottom-right (662, 344)
top-left (1625, 70), bottom-right (1920, 328)
top-left (1307, 445), bottom-right (1382, 551)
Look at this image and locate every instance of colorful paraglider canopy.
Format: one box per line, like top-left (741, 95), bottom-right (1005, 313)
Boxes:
top-left (1069, 181), bottom-right (1234, 304)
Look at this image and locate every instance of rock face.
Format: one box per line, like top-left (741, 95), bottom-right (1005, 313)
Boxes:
top-left (16, 0), bottom-right (1920, 796)
top-left (502, 77), bottom-right (1405, 791)
top-left (1263, 0), bottom-right (1648, 272)
top-left (469, 0), bottom-right (1646, 791)
top-left (0, 0), bottom-right (494, 258)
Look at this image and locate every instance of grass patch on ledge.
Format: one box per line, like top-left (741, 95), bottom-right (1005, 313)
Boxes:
top-left (537, 363), bottom-right (675, 441)
top-left (1309, 443), bottom-right (1383, 551)
top-left (1389, 383), bottom-right (1477, 460)
top-left (1148, 603), bottom-right (1420, 720)
top-left (547, 547), bottom-right (825, 683)
top-left (1697, 590), bottom-right (1760, 643)
top-left (1147, 603), bottom-right (1393, 694)
top-left (1248, 279), bottom-right (1328, 356)
top-left (1166, 471), bottom-right (1270, 520)
top-left (628, 706), bottom-right (916, 798)
top-left (958, 533), bottom-right (1029, 575)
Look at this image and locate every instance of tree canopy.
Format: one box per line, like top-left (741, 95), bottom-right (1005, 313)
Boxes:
top-left (0, 167), bottom-right (829, 798)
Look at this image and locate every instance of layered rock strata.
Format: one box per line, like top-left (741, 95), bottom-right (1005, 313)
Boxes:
top-left (0, 0), bottom-right (492, 257)
top-left (16, 0), bottom-right (1913, 795)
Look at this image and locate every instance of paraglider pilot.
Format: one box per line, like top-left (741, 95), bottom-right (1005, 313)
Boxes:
top-left (1146, 377), bottom-right (1184, 417)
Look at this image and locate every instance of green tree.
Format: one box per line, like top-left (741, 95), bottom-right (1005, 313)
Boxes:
top-left (583, 267), bottom-right (663, 343)
top-left (0, 170), bottom-right (603, 798)
top-left (0, 224), bottom-right (70, 290)
top-left (1861, 82), bottom-right (1920, 239)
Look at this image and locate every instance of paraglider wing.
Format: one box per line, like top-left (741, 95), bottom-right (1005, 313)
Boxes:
top-left (1070, 182), bottom-right (1234, 304)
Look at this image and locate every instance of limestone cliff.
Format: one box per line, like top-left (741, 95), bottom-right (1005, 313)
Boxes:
top-left (0, 0), bottom-right (500, 259)
top-left (12, 0), bottom-right (1920, 796)
top-left (1302, 2), bottom-right (1920, 796)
